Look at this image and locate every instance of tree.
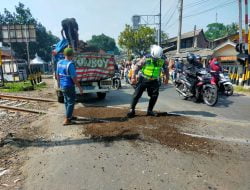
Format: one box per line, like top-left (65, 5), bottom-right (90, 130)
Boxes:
top-left (226, 22), bottom-right (238, 36)
top-left (0, 3), bottom-right (59, 62)
top-left (118, 25), bottom-right (156, 55)
top-left (87, 34), bottom-right (120, 55)
top-left (205, 22), bottom-right (238, 41)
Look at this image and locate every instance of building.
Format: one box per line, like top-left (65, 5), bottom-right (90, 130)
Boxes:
top-left (163, 29), bottom-right (209, 51)
top-left (1, 46), bottom-right (28, 81)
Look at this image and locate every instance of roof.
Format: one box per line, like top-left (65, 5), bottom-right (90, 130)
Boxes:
top-left (30, 54), bottom-right (45, 64)
top-left (167, 29), bottom-right (204, 43)
top-left (165, 47), bottom-right (213, 58)
top-left (0, 47), bottom-right (14, 58)
top-left (211, 32), bottom-right (238, 42)
top-left (213, 40), bottom-right (236, 51)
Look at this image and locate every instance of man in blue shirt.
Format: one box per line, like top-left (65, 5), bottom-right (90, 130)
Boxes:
top-left (56, 48), bottom-right (83, 125)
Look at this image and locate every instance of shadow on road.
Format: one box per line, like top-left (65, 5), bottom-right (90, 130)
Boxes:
top-left (170, 110), bottom-right (217, 117)
top-left (216, 95), bottom-right (234, 108)
top-left (76, 89), bottom-right (148, 107)
top-left (1, 135), bottom-right (141, 148)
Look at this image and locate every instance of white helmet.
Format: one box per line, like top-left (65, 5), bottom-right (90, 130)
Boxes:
top-left (151, 45), bottom-right (163, 58)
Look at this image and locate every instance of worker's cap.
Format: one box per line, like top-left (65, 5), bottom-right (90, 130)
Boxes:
top-left (63, 48), bottom-right (74, 56)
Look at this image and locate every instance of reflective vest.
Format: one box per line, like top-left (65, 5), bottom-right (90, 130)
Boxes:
top-left (141, 58), bottom-right (164, 79)
top-left (57, 60), bottom-right (74, 88)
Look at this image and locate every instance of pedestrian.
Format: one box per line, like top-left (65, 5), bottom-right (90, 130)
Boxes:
top-left (56, 48), bottom-right (83, 125)
top-left (127, 45), bottom-right (168, 117)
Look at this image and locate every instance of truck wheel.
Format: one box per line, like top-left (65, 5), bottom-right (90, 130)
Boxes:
top-left (97, 92), bottom-right (106, 100)
top-left (57, 91), bottom-right (64, 103)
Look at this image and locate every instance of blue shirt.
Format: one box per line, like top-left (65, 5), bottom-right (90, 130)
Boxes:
top-left (56, 59), bottom-right (77, 89)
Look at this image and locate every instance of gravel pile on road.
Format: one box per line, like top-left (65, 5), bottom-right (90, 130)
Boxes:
top-left (74, 107), bottom-right (214, 154)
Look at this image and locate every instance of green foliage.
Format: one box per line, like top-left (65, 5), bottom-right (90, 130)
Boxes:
top-left (118, 25), bottom-right (156, 55)
top-left (87, 34), bottom-right (120, 55)
top-left (0, 2), bottom-right (59, 62)
top-left (0, 81), bottom-right (33, 92)
top-left (205, 22), bottom-right (238, 41)
top-left (0, 81), bottom-right (46, 92)
top-left (234, 86), bottom-right (250, 95)
top-left (226, 23), bottom-right (238, 36)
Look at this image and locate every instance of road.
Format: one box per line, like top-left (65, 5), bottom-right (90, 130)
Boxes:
top-left (81, 83), bottom-right (250, 122)
top-left (21, 82), bottom-right (250, 190)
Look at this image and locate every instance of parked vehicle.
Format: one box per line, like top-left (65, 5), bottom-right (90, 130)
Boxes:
top-left (54, 51), bottom-right (115, 103)
top-left (112, 72), bottom-right (121, 89)
top-left (211, 71), bottom-right (233, 96)
top-left (174, 68), bottom-right (218, 106)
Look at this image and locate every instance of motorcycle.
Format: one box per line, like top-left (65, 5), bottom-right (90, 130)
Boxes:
top-left (112, 72), bottom-right (121, 89)
top-left (174, 68), bottom-right (218, 106)
top-left (211, 71), bottom-right (233, 96)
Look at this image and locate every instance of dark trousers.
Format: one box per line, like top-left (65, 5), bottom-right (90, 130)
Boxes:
top-left (130, 76), bottom-right (160, 112)
top-left (62, 86), bottom-right (76, 119)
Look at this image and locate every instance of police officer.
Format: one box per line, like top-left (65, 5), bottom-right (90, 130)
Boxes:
top-left (127, 45), bottom-right (168, 117)
top-left (56, 48), bottom-right (83, 125)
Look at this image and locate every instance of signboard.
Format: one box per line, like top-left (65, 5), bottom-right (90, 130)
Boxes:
top-left (0, 24), bottom-right (36, 43)
top-left (218, 56), bottom-right (237, 61)
top-left (74, 53), bottom-right (115, 81)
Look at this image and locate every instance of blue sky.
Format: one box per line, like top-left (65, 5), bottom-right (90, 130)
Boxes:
top-left (0, 0), bottom-right (240, 42)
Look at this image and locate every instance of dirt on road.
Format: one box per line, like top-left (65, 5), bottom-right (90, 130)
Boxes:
top-left (74, 107), bottom-right (214, 154)
top-left (0, 78), bottom-right (56, 189)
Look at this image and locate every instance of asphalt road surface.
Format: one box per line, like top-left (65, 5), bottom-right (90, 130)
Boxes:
top-left (22, 82), bottom-right (250, 190)
top-left (81, 83), bottom-right (250, 123)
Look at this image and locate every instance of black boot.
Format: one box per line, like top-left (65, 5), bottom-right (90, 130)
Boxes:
top-left (127, 109), bottom-right (135, 118)
top-left (147, 110), bottom-right (157, 116)
top-left (147, 95), bottom-right (158, 116)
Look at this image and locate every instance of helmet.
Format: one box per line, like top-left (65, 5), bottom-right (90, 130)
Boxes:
top-left (195, 55), bottom-right (202, 61)
top-left (186, 53), bottom-right (195, 63)
top-left (151, 45), bottom-right (163, 58)
top-left (178, 57), bottom-right (183, 62)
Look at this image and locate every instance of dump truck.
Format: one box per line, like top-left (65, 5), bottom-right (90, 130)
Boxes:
top-left (53, 42), bottom-right (115, 103)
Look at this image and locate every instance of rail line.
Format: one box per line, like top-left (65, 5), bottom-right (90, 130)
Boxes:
top-left (0, 94), bottom-right (54, 114)
top-left (0, 94), bottom-right (56, 102)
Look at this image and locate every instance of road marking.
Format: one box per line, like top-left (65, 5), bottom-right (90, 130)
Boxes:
top-left (182, 132), bottom-right (250, 145)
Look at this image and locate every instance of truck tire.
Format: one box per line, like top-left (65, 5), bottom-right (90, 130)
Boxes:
top-left (57, 91), bottom-right (64, 103)
top-left (97, 92), bottom-right (106, 100)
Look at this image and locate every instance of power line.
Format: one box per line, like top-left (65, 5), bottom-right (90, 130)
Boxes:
top-left (184, 0), bottom-right (237, 18)
top-left (162, 0), bottom-right (176, 21)
top-left (184, 0), bottom-right (213, 8)
top-left (163, 0), bottom-right (237, 36)
top-left (162, 1), bottom-right (179, 30)
top-left (163, 5), bottom-right (178, 29)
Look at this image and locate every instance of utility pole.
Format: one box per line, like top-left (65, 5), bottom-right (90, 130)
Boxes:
top-left (244, 0), bottom-right (248, 53)
top-left (216, 12), bottom-right (218, 23)
top-left (177, 0), bottom-right (183, 54)
top-left (239, 0), bottom-right (243, 43)
top-left (158, 0), bottom-right (162, 46)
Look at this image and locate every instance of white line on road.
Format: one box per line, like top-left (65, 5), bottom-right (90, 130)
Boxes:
top-left (182, 132), bottom-right (250, 145)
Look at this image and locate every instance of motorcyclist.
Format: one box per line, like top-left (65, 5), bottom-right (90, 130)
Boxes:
top-left (174, 57), bottom-right (184, 81)
top-left (195, 55), bottom-right (203, 67)
top-left (209, 57), bottom-right (222, 85)
top-left (183, 53), bottom-right (202, 94)
top-left (127, 45), bottom-right (168, 117)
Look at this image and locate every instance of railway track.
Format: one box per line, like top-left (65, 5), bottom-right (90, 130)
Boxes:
top-left (0, 94), bottom-right (55, 114)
